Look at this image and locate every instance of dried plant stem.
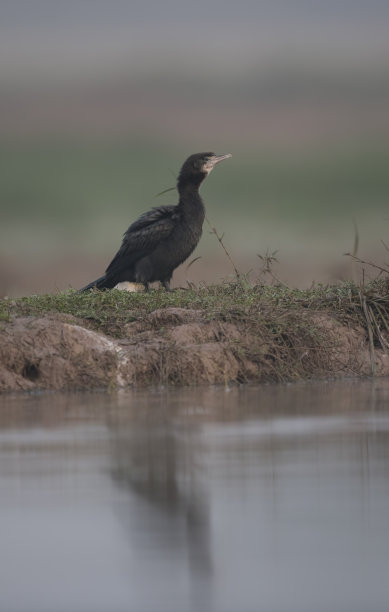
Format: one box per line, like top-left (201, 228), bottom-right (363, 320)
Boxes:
top-left (368, 304), bottom-right (389, 354)
top-left (360, 286), bottom-right (376, 375)
top-left (345, 252), bottom-right (389, 275)
top-left (381, 239), bottom-right (389, 252)
top-left (205, 216), bottom-right (241, 280)
top-left (257, 249), bottom-right (287, 287)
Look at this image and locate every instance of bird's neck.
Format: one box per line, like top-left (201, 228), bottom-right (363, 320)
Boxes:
top-left (177, 180), bottom-right (205, 217)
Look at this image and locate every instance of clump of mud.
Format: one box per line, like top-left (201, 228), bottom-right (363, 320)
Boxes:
top-left (0, 316), bottom-right (117, 391)
top-left (1, 306), bottom-right (388, 392)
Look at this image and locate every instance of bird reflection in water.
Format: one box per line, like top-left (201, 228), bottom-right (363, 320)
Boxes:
top-left (108, 413), bottom-right (213, 606)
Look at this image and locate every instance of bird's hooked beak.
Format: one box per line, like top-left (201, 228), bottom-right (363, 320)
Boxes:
top-left (204, 153), bottom-right (232, 173)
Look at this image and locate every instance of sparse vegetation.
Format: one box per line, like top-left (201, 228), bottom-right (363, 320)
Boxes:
top-left (0, 277), bottom-right (387, 333)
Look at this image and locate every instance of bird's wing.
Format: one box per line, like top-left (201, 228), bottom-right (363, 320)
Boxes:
top-left (105, 205), bottom-right (178, 275)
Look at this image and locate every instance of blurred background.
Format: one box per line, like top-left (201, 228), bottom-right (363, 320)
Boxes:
top-left (1, 0), bottom-right (389, 296)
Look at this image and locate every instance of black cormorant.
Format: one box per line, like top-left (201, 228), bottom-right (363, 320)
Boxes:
top-left (80, 152), bottom-right (231, 292)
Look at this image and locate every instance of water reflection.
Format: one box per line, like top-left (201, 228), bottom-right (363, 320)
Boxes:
top-left (1, 380), bottom-right (389, 612)
top-left (110, 415), bottom-right (213, 604)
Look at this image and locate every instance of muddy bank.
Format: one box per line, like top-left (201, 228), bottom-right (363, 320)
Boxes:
top-left (1, 306), bottom-right (388, 392)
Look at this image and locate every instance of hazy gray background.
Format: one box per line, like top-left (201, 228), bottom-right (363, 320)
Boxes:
top-left (1, 1), bottom-right (389, 295)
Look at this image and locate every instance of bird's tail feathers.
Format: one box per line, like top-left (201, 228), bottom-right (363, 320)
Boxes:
top-left (79, 275), bottom-right (115, 292)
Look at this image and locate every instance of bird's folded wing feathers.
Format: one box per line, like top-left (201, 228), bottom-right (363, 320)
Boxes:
top-left (105, 206), bottom-right (178, 275)
top-left (127, 205), bottom-right (177, 233)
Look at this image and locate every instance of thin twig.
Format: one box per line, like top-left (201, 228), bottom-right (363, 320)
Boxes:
top-left (360, 285), bottom-right (376, 375)
top-left (380, 239), bottom-right (389, 252)
top-left (257, 249), bottom-right (288, 287)
top-left (375, 302), bottom-right (389, 335)
top-left (352, 219), bottom-right (360, 257)
top-left (205, 216), bottom-right (241, 280)
top-left (155, 186), bottom-right (176, 198)
top-left (345, 253), bottom-right (389, 275)
top-left (368, 304), bottom-right (389, 354)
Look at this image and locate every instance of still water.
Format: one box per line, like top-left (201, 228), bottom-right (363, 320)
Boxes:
top-left (1, 380), bottom-right (389, 612)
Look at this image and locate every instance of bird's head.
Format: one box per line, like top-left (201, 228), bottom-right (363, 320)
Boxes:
top-left (178, 152), bottom-right (232, 188)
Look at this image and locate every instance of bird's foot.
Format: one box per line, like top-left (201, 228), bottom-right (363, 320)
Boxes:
top-left (162, 280), bottom-right (172, 292)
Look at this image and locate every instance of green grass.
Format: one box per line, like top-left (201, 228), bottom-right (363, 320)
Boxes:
top-left (1, 278), bottom-right (387, 337)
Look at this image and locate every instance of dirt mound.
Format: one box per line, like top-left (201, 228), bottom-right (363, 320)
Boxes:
top-left (0, 316), bottom-right (117, 391)
top-left (1, 307), bottom-right (388, 392)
